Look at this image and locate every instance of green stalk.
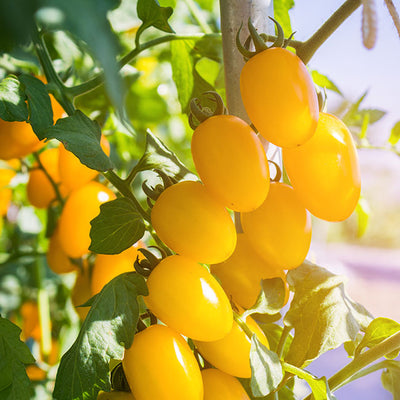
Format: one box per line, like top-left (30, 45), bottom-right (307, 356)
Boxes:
top-left (276, 325), bottom-right (292, 359)
top-left (297, 0), bottom-right (362, 64)
top-left (66, 34), bottom-right (220, 97)
top-left (182, 0), bottom-right (213, 34)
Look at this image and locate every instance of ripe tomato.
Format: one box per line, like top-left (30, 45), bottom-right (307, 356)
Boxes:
top-left (71, 270), bottom-right (91, 321)
top-left (145, 255), bottom-right (233, 341)
top-left (241, 182), bottom-right (312, 270)
top-left (20, 301), bottom-right (43, 342)
top-left (0, 119), bottom-right (44, 160)
top-left (202, 368), bottom-right (250, 400)
top-left (191, 115), bottom-right (269, 212)
top-left (211, 234), bottom-right (289, 309)
top-left (58, 135), bottom-right (110, 192)
top-left (122, 325), bottom-right (203, 400)
top-left (46, 227), bottom-right (77, 274)
top-left (282, 112), bottom-right (361, 221)
top-left (194, 313), bottom-right (269, 378)
top-left (240, 47), bottom-right (319, 148)
top-left (91, 244), bottom-right (143, 295)
top-left (151, 181), bottom-right (237, 264)
top-left (0, 168), bottom-right (16, 216)
top-left (27, 147), bottom-right (68, 209)
top-left (58, 181), bottom-right (116, 258)
top-left (97, 391), bottom-right (135, 400)
top-left (37, 75), bottom-right (65, 122)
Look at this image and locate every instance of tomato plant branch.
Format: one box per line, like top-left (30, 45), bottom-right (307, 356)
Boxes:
top-left (296, 0), bottom-right (362, 64)
top-left (276, 325), bottom-right (292, 359)
top-left (182, 0), bottom-right (213, 34)
top-left (66, 33), bottom-right (219, 98)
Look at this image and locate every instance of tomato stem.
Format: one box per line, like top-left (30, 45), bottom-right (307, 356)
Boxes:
top-left (297, 0), bottom-right (362, 64)
top-left (182, 0), bottom-right (213, 34)
top-left (276, 325), bottom-right (292, 359)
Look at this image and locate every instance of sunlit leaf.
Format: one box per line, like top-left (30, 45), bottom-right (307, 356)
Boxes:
top-left (274, 0), bottom-right (294, 35)
top-left (355, 196), bottom-right (370, 237)
top-left (381, 360), bottom-right (400, 400)
top-left (0, 75), bottom-right (28, 122)
top-left (388, 121), bottom-right (400, 146)
top-left (311, 70), bottom-right (342, 95)
top-left (137, 0), bottom-right (174, 34)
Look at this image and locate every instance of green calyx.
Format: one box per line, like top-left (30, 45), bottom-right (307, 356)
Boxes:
top-left (188, 91), bottom-right (228, 130)
top-left (134, 247), bottom-right (164, 277)
top-left (236, 17), bottom-right (293, 60)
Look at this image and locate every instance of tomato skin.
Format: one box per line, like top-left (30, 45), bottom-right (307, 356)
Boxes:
top-left (71, 270), bottom-right (91, 321)
top-left (240, 47), bottom-right (319, 148)
top-left (0, 119), bottom-right (44, 160)
top-left (202, 369), bottom-right (250, 400)
top-left (282, 112), bottom-right (361, 221)
top-left (194, 314), bottom-right (269, 378)
top-left (58, 135), bottom-right (110, 192)
top-left (46, 227), bottom-right (77, 274)
top-left (151, 181), bottom-right (237, 264)
top-left (122, 325), bottom-right (203, 400)
top-left (91, 244), bottom-right (142, 295)
top-left (241, 182), bottom-right (312, 270)
top-left (0, 168), bottom-right (16, 216)
top-left (211, 234), bottom-right (288, 309)
top-left (58, 181), bottom-right (116, 258)
top-left (145, 255), bottom-right (233, 341)
top-left (191, 115), bottom-right (269, 212)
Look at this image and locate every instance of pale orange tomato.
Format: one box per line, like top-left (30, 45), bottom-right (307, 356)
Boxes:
top-left (0, 168), bottom-right (16, 215)
top-left (72, 270), bottom-right (91, 321)
top-left (58, 181), bottom-right (116, 259)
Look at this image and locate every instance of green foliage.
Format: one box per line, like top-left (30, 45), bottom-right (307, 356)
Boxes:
top-left (250, 336), bottom-right (284, 397)
top-left (0, 316), bottom-right (35, 399)
top-left (53, 272), bottom-right (148, 400)
top-left (381, 361), bottom-right (400, 399)
top-left (136, 0), bottom-right (175, 36)
top-left (0, 75), bottom-right (28, 121)
top-left (274, 0), bottom-right (294, 35)
top-left (284, 262), bottom-right (373, 367)
top-left (388, 121), bottom-right (400, 146)
top-left (311, 70), bottom-right (342, 95)
top-left (45, 110), bottom-right (114, 171)
top-left (89, 198), bottom-right (145, 255)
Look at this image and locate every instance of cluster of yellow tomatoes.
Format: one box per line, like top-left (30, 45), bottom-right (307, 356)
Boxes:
top-left (119, 43), bottom-right (361, 400)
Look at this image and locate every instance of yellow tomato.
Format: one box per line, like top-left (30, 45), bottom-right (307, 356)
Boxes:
top-left (145, 255), bottom-right (233, 341)
top-left (122, 325), bottom-right (203, 400)
top-left (241, 182), bottom-right (312, 270)
top-left (46, 227), bottom-right (77, 274)
top-left (194, 314), bottom-right (269, 378)
top-left (58, 135), bottom-right (110, 192)
top-left (0, 119), bottom-right (44, 160)
top-left (211, 234), bottom-right (289, 309)
top-left (91, 244), bottom-right (142, 295)
top-left (27, 147), bottom-right (67, 209)
top-left (72, 270), bottom-right (91, 321)
top-left (26, 365), bottom-right (47, 381)
top-left (191, 115), bottom-right (269, 211)
top-left (37, 75), bottom-right (66, 122)
top-left (282, 112), bottom-right (361, 221)
top-left (58, 181), bottom-right (116, 258)
top-left (240, 47), bottom-right (319, 148)
top-left (151, 181), bottom-right (237, 264)
top-left (202, 368), bottom-right (250, 400)
top-left (0, 168), bottom-right (16, 216)
top-left (20, 301), bottom-right (42, 342)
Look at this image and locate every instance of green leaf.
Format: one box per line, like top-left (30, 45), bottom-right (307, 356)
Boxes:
top-left (381, 361), bottom-right (400, 400)
top-left (283, 261), bottom-right (373, 367)
top-left (274, 0), bottom-right (294, 35)
top-left (388, 121), bottom-right (400, 146)
top-left (53, 272), bottom-right (148, 400)
top-left (135, 129), bottom-right (196, 180)
top-left (45, 110), bottom-right (114, 172)
top-left (243, 278), bottom-right (288, 319)
top-left (311, 71), bottom-right (342, 95)
top-left (0, 75), bottom-right (28, 122)
top-left (195, 57), bottom-right (221, 87)
top-left (250, 335), bottom-right (284, 397)
top-left (261, 324), bottom-right (293, 358)
top-left (137, 0), bottom-right (174, 33)
top-left (0, 316), bottom-right (35, 399)
top-left (355, 196), bottom-right (370, 237)
top-left (19, 74), bottom-right (53, 139)
top-left (355, 318), bottom-right (400, 358)
top-left (89, 197), bottom-right (145, 255)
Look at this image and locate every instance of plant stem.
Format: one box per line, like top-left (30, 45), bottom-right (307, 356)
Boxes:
top-left (276, 325), bottom-right (292, 359)
top-left (297, 0), bottom-right (362, 64)
top-left (183, 0), bottom-right (213, 34)
top-left (302, 331), bottom-right (400, 399)
top-left (67, 33), bottom-right (219, 98)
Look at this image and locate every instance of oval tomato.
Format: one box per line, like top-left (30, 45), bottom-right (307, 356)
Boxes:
top-left (151, 181), bottom-right (237, 264)
top-left (122, 325), bottom-right (203, 400)
top-left (241, 182), bottom-right (312, 270)
top-left (0, 119), bottom-right (44, 160)
top-left (46, 227), bottom-right (77, 274)
top-left (194, 313), bottom-right (269, 378)
top-left (0, 168), bottom-right (16, 216)
top-left (91, 244), bottom-right (142, 295)
top-left (240, 47), bottom-right (319, 148)
top-left (58, 181), bottom-right (116, 258)
top-left (282, 112), bottom-right (361, 221)
top-left (58, 135), bottom-right (110, 192)
top-left (145, 255), bottom-right (233, 341)
top-left (191, 115), bottom-right (269, 211)
top-left (202, 368), bottom-right (250, 400)
top-left (211, 233), bottom-right (288, 309)
top-left (71, 270), bottom-right (91, 321)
